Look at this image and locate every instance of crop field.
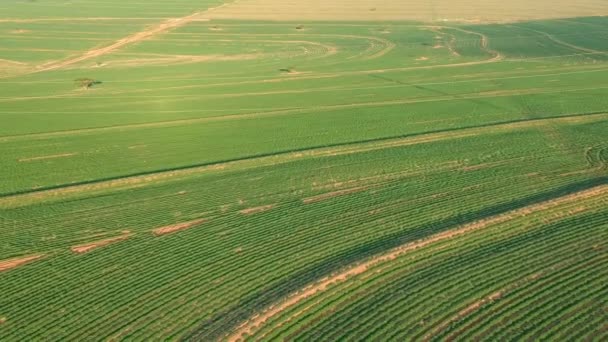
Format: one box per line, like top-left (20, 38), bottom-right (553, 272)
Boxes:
top-left (1, 0), bottom-right (607, 340)
top-left (208, 0), bottom-right (608, 22)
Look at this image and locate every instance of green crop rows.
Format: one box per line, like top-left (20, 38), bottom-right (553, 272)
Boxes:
top-left (0, 0), bottom-right (607, 340)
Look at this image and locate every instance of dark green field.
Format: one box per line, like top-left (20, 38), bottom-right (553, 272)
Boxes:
top-left (0, 0), bottom-right (607, 340)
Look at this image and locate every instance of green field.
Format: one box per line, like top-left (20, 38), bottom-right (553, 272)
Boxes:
top-left (1, 0), bottom-right (607, 340)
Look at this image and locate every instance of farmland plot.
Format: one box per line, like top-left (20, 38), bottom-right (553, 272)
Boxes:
top-left (0, 0), bottom-right (607, 340)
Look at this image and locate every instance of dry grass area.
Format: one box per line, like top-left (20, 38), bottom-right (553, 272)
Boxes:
top-left (207, 0), bottom-right (608, 22)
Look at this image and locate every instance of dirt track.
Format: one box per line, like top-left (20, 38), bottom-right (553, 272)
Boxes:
top-left (36, 12), bottom-right (206, 72)
top-left (33, 1), bottom-right (239, 73)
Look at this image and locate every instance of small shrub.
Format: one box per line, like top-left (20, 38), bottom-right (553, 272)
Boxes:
top-left (74, 78), bottom-right (102, 89)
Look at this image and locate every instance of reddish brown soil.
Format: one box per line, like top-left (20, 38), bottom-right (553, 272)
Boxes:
top-left (0, 254), bottom-right (44, 272)
top-left (152, 219), bottom-right (207, 236)
top-left (71, 232), bottom-right (132, 253)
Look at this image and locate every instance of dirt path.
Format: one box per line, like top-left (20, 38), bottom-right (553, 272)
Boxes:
top-left (35, 12), bottom-right (205, 72)
top-left (33, 2), bottom-right (239, 73)
top-left (70, 231), bottom-right (132, 253)
top-left (225, 184), bottom-right (608, 341)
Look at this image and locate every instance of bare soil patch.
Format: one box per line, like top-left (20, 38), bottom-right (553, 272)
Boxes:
top-left (239, 204), bottom-right (276, 215)
top-left (71, 232), bottom-right (132, 254)
top-left (35, 9), bottom-right (215, 72)
top-left (0, 254), bottom-right (44, 272)
top-left (152, 219), bottom-right (206, 236)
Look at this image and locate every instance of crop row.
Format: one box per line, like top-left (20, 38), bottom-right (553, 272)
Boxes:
top-left (2, 166), bottom-right (603, 339)
top-left (252, 202), bottom-right (607, 341)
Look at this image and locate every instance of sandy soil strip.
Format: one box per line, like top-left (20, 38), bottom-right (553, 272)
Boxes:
top-left (302, 186), bottom-right (370, 204)
top-left (18, 153), bottom-right (77, 162)
top-left (152, 218), bottom-right (207, 236)
top-left (70, 232), bottom-right (132, 254)
top-left (0, 254), bottom-right (44, 272)
top-left (239, 204), bottom-right (276, 215)
top-left (226, 184), bottom-right (608, 341)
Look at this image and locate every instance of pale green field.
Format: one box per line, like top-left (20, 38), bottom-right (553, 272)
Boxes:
top-left (0, 0), bottom-right (607, 341)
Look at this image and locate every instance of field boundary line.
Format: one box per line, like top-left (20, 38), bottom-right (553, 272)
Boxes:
top-left (225, 184), bottom-right (608, 341)
top-left (1, 112), bottom-right (607, 208)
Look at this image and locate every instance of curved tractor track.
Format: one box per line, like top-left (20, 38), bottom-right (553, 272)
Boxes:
top-left (225, 184), bottom-right (608, 341)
